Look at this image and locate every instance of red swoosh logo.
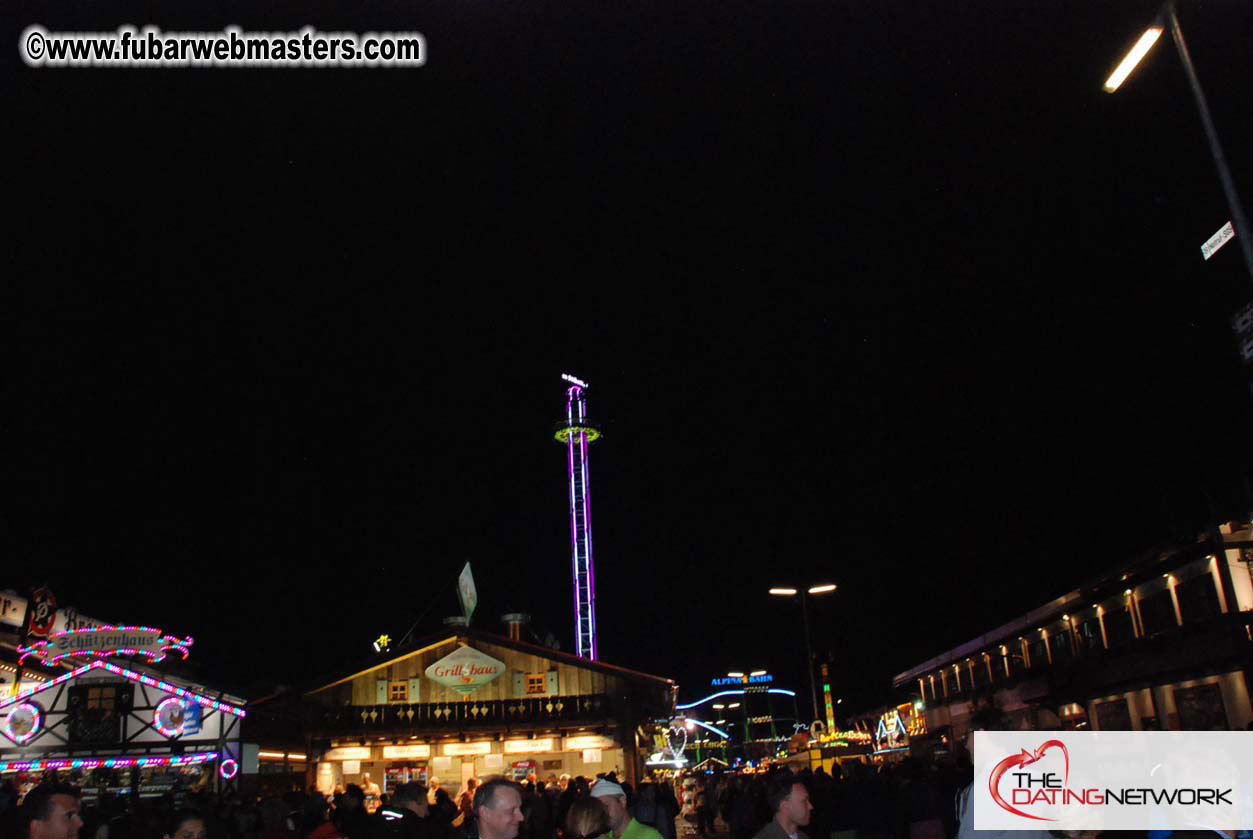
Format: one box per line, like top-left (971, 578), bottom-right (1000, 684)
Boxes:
top-left (988, 740), bottom-right (1069, 821)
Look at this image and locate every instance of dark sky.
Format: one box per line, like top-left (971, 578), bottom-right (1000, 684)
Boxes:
top-left (9, 0), bottom-right (1253, 715)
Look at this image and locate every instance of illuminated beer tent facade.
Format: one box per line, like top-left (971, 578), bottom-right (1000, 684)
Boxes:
top-left (304, 622), bottom-right (675, 790)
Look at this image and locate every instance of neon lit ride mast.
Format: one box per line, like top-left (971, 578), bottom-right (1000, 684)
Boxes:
top-left (554, 374), bottom-right (601, 660)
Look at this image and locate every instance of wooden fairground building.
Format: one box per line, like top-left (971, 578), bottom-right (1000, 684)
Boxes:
top-left (303, 617), bottom-right (676, 794)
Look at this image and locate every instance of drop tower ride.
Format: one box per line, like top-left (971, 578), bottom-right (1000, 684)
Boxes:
top-left (554, 374), bottom-right (601, 659)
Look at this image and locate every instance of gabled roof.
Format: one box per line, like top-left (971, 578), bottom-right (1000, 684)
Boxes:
top-left (307, 628), bottom-right (675, 696)
top-left (0, 659), bottom-right (246, 717)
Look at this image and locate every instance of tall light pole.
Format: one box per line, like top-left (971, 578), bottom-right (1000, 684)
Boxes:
top-left (1103, 1), bottom-right (1253, 287)
top-left (769, 583), bottom-right (837, 724)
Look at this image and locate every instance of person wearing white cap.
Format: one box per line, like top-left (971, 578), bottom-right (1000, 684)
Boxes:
top-left (591, 780), bottom-right (662, 839)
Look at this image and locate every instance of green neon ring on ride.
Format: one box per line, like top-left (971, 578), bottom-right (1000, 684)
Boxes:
top-left (554, 425), bottom-right (602, 443)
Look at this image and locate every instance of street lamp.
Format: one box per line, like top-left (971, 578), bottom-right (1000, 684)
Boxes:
top-left (1103, 2), bottom-right (1253, 285)
top-left (769, 583), bottom-right (838, 724)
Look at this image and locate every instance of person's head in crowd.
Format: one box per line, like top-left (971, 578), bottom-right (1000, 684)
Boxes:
top-left (260, 796), bottom-right (288, 828)
top-left (564, 796), bottom-right (610, 839)
top-left (474, 778), bottom-right (525, 839)
top-left (301, 794), bottom-right (333, 830)
top-left (392, 783), bottom-right (430, 818)
top-left (589, 780), bottom-right (629, 834)
top-left (559, 774), bottom-right (571, 791)
top-left (343, 784), bottom-right (365, 810)
top-left (163, 809), bottom-right (207, 839)
top-left (573, 776), bottom-right (591, 797)
top-left (22, 784), bottom-right (84, 839)
top-left (766, 773), bottom-right (812, 835)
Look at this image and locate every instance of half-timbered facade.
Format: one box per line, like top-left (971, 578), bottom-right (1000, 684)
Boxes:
top-left (0, 592), bottom-right (246, 799)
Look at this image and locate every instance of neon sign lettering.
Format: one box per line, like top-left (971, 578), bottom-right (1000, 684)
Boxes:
top-left (18, 625), bottom-right (192, 667)
top-left (711, 674), bottom-right (773, 686)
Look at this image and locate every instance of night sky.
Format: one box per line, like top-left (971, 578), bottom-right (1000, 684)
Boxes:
top-left (9, 0), bottom-right (1253, 715)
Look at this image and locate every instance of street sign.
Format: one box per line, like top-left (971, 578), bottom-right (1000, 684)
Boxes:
top-left (1201, 220), bottom-right (1235, 260)
top-left (457, 562), bottom-right (477, 621)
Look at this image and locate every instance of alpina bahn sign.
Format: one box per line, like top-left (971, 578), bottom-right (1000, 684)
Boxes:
top-left (424, 646), bottom-right (506, 695)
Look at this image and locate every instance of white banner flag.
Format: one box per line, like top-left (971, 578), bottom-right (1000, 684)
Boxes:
top-left (457, 562), bottom-right (477, 621)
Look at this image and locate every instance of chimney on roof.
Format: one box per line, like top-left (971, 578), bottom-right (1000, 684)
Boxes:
top-left (501, 613), bottom-right (530, 641)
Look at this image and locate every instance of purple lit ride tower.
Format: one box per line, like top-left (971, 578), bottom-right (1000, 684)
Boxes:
top-left (554, 374), bottom-right (601, 660)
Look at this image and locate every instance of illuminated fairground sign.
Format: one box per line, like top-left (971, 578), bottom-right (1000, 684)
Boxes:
top-left (18, 625), bottom-right (193, 667)
top-left (712, 673), bottom-right (773, 686)
top-left (424, 645), bottom-right (506, 695)
top-left (874, 703), bottom-right (926, 754)
top-left (824, 729), bottom-right (873, 746)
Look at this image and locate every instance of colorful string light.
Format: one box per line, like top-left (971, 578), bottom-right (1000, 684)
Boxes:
top-left (2, 703), bottom-right (43, 745)
top-left (18, 625), bottom-right (193, 667)
top-left (0, 660), bottom-right (245, 718)
top-left (153, 697), bottom-right (186, 737)
top-left (0, 751), bottom-right (217, 774)
top-left (219, 759), bottom-right (239, 779)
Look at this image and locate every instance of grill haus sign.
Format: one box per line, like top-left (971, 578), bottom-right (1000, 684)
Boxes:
top-left (424, 646), bottom-right (506, 695)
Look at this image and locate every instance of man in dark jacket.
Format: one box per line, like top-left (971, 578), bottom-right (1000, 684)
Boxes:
top-left (338, 785), bottom-right (372, 839)
top-left (370, 782), bottom-right (434, 839)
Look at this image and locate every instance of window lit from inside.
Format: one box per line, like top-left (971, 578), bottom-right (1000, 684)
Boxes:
top-left (87, 686), bottom-right (117, 711)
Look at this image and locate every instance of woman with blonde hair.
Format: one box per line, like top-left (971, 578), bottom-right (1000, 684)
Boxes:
top-left (565, 795), bottom-right (611, 839)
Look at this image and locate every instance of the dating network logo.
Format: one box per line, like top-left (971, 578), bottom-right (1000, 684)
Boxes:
top-left (974, 731), bottom-right (1249, 831)
top-left (989, 739), bottom-right (1070, 820)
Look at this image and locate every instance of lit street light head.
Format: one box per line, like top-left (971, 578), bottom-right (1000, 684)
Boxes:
top-left (1104, 26), bottom-right (1163, 92)
top-left (769, 587), bottom-right (798, 596)
top-left (807, 584), bottom-right (837, 595)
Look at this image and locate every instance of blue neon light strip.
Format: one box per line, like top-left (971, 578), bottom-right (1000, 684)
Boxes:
top-left (676, 688), bottom-right (797, 710)
top-left (687, 718), bottom-right (731, 739)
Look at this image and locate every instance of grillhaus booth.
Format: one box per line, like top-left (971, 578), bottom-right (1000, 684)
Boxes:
top-left (304, 615), bottom-right (676, 793)
top-left (0, 589), bottom-right (246, 800)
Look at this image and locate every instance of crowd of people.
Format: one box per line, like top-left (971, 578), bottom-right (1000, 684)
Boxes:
top-left (8, 760), bottom-right (1248, 839)
top-left (0, 768), bottom-right (824, 839)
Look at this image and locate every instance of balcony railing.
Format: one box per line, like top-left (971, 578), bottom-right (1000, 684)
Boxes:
top-left (308, 694), bottom-right (610, 736)
top-left (916, 611), bottom-right (1252, 703)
